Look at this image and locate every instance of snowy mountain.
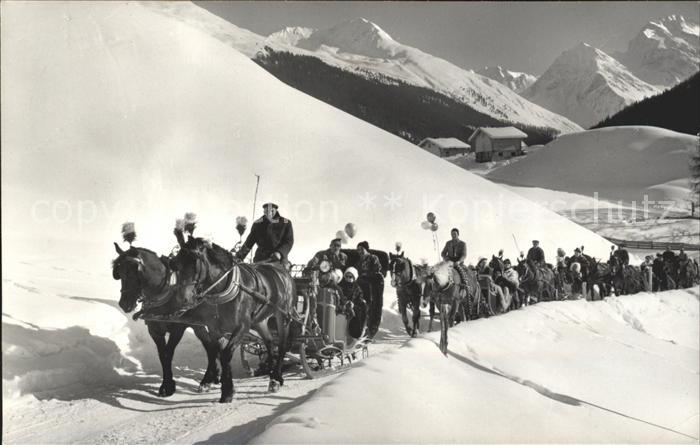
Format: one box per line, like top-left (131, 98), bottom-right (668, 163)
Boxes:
top-left (593, 72), bottom-right (699, 135)
top-left (522, 43), bottom-right (660, 128)
top-left (487, 126), bottom-right (698, 206)
top-left (266, 26), bottom-right (315, 46)
top-left (281, 18), bottom-right (581, 134)
top-left (2, 4), bottom-right (697, 443)
top-left (616, 15), bottom-right (700, 88)
top-left (475, 66), bottom-right (537, 93)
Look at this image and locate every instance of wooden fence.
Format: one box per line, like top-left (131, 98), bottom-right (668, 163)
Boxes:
top-left (604, 237), bottom-right (700, 251)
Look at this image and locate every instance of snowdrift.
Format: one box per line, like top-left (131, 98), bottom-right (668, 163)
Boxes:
top-left (253, 289), bottom-right (700, 444)
top-left (487, 126), bottom-right (697, 208)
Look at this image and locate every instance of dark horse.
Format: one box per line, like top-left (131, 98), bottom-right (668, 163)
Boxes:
top-left (517, 259), bottom-right (557, 303)
top-left (389, 253), bottom-right (423, 337)
top-left (111, 244), bottom-right (220, 396)
top-left (421, 261), bottom-right (479, 355)
top-left (587, 260), bottom-right (613, 300)
top-left (170, 238), bottom-right (295, 403)
top-left (608, 256), bottom-right (644, 296)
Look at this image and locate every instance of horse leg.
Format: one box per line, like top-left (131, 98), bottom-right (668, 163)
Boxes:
top-left (411, 298), bottom-right (421, 337)
top-left (439, 303), bottom-right (450, 356)
top-left (398, 297), bottom-right (411, 337)
top-left (271, 315), bottom-right (290, 392)
top-left (148, 323), bottom-right (181, 397)
top-left (217, 325), bottom-right (249, 404)
top-left (428, 300), bottom-right (435, 333)
top-left (192, 325), bottom-right (220, 392)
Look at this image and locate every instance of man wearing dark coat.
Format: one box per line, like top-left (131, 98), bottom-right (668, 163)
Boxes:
top-left (614, 244), bottom-right (630, 266)
top-left (526, 240), bottom-right (545, 265)
top-left (662, 246), bottom-right (676, 264)
top-left (652, 253), bottom-right (666, 291)
top-left (308, 238), bottom-right (347, 271)
top-left (236, 202), bottom-right (294, 263)
top-left (441, 228), bottom-right (470, 291)
top-left (356, 241), bottom-right (383, 338)
top-left (441, 228), bottom-right (467, 263)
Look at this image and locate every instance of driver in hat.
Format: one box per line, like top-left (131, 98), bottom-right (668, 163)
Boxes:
top-left (236, 202), bottom-right (294, 264)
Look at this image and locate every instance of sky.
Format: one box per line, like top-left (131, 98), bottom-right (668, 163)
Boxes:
top-left (195, 1), bottom-right (699, 75)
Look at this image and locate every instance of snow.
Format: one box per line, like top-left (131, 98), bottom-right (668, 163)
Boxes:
top-left (2, 1), bottom-right (614, 271)
top-left (253, 289), bottom-right (699, 444)
top-left (1, 2), bottom-right (697, 443)
top-left (617, 15), bottom-right (700, 88)
top-left (522, 43), bottom-right (660, 128)
top-left (419, 137), bottom-right (470, 149)
top-left (266, 26), bottom-right (315, 46)
top-left (487, 126), bottom-right (697, 210)
top-left (475, 65), bottom-right (537, 93)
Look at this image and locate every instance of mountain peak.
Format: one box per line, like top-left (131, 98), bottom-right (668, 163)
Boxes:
top-left (266, 26), bottom-right (315, 46)
top-left (475, 65), bottom-right (537, 93)
top-left (296, 17), bottom-right (400, 58)
top-left (619, 13), bottom-right (700, 87)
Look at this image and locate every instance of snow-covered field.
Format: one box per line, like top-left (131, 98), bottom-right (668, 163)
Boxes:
top-left (487, 126), bottom-right (698, 212)
top-left (2, 2), bottom-right (698, 444)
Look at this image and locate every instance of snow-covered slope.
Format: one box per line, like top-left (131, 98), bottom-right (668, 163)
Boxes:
top-left (266, 26), bottom-right (315, 46)
top-left (475, 65), bottom-right (537, 93)
top-left (253, 289), bottom-right (700, 444)
top-left (2, 2), bottom-right (609, 270)
top-left (487, 126), bottom-right (697, 206)
top-left (522, 43), bottom-right (660, 128)
top-left (2, 0), bottom-right (616, 397)
top-left (284, 18), bottom-right (581, 134)
top-left (616, 15), bottom-right (700, 88)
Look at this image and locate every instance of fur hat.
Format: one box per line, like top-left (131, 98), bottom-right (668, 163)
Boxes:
top-left (344, 267), bottom-right (358, 280)
top-left (357, 241), bottom-right (369, 251)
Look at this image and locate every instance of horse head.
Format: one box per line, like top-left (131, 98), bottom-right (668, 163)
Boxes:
top-left (489, 255), bottom-right (504, 274)
top-left (389, 253), bottom-right (413, 288)
top-left (112, 243), bottom-right (164, 313)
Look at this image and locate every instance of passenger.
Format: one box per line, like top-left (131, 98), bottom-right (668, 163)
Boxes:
top-left (308, 238), bottom-right (347, 271)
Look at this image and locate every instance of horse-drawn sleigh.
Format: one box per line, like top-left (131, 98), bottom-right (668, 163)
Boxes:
top-left (239, 247), bottom-right (389, 378)
top-left (113, 238), bottom-right (388, 402)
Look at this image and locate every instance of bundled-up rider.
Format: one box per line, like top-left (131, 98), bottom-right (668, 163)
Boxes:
top-left (495, 259), bottom-right (519, 308)
top-left (526, 240), bottom-right (545, 266)
top-left (339, 267), bottom-right (368, 338)
top-left (235, 202), bottom-right (294, 266)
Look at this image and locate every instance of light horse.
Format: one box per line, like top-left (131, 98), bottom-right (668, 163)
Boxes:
top-left (170, 237), bottom-right (295, 403)
top-left (111, 243), bottom-right (220, 396)
top-left (389, 253), bottom-right (423, 337)
top-left (421, 261), bottom-right (479, 355)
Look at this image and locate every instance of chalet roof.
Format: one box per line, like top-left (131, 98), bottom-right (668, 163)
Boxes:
top-left (468, 127), bottom-right (528, 143)
top-left (419, 137), bottom-right (470, 149)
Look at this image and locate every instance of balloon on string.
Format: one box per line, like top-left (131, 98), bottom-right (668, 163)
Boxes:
top-left (426, 212), bottom-right (436, 223)
top-left (421, 221), bottom-right (431, 230)
top-left (430, 222), bottom-right (439, 232)
top-left (344, 223), bottom-right (357, 238)
top-left (336, 230), bottom-right (349, 244)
